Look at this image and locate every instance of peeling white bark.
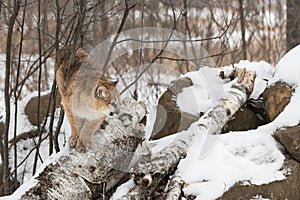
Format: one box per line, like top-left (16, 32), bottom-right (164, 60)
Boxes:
top-left (121, 69), bottom-right (256, 198)
top-left (21, 97), bottom-right (146, 200)
top-left (165, 176), bottom-right (184, 200)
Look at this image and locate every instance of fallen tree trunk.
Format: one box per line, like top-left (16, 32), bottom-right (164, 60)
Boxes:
top-left (20, 97), bottom-right (146, 200)
top-left (165, 175), bottom-right (184, 200)
top-left (121, 69), bottom-right (256, 198)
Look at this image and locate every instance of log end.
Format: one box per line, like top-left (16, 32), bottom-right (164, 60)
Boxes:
top-left (235, 68), bottom-right (256, 96)
top-left (141, 174), bottom-right (152, 188)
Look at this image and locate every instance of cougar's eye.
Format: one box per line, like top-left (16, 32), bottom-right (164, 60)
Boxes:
top-left (102, 90), bottom-right (109, 98)
top-left (95, 86), bottom-right (108, 99)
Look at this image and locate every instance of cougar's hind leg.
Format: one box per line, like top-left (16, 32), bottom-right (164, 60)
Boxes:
top-left (64, 106), bottom-right (80, 148)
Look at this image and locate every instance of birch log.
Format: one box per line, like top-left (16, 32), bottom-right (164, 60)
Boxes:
top-left (121, 69), bottom-right (256, 198)
top-left (21, 97), bottom-right (146, 200)
top-left (165, 175), bottom-right (184, 200)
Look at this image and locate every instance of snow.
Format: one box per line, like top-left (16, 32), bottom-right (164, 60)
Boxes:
top-left (177, 126), bottom-right (286, 199)
top-left (274, 44), bottom-right (300, 86)
top-left (177, 67), bottom-right (225, 115)
top-left (230, 60), bottom-right (274, 99)
top-left (110, 179), bottom-right (135, 200)
top-left (1, 41), bottom-right (300, 199)
top-left (177, 60), bottom-right (274, 115)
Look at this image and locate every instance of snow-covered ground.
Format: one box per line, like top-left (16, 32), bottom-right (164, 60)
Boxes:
top-left (1, 44), bottom-right (300, 199)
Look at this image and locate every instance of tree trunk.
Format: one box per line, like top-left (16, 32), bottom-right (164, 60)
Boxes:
top-left (238, 0), bottom-right (247, 60)
top-left (121, 69), bottom-right (256, 198)
top-left (286, 0), bottom-right (300, 51)
top-left (20, 97), bottom-right (146, 200)
top-left (3, 0), bottom-right (20, 195)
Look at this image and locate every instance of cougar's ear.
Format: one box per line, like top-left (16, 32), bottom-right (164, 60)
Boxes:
top-left (112, 79), bottom-right (119, 86)
top-left (94, 85), bottom-right (109, 99)
top-left (107, 77), bottom-right (118, 86)
top-left (111, 78), bottom-right (119, 86)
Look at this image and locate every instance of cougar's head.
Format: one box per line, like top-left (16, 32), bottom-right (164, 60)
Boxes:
top-left (94, 77), bottom-right (119, 116)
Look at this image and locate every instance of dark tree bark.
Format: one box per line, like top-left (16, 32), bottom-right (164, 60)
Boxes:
top-left (238, 0), bottom-right (247, 59)
top-left (2, 0), bottom-right (20, 195)
top-left (13, 0), bottom-right (27, 190)
top-left (286, 0), bottom-right (300, 51)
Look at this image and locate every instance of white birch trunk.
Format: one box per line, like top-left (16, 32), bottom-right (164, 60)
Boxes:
top-left (165, 175), bottom-right (184, 200)
top-left (20, 97), bottom-right (146, 200)
top-left (121, 69), bottom-right (256, 198)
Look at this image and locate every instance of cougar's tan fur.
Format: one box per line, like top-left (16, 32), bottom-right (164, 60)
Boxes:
top-left (55, 47), bottom-right (119, 152)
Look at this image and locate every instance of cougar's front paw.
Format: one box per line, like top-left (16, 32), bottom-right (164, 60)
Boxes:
top-left (76, 138), bottom-right (92, 152)
top-left (68, 136), bottom-right (77, 148)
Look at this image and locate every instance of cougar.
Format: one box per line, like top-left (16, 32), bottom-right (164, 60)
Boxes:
top-left (55, 47), bottom-right (119, 152)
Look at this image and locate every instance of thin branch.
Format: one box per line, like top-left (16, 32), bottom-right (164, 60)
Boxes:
top-left (54, 107), bottom-right (65, 153)
top-left (12, 0), bottom-right (27, 190)
top-left (120, 3), bottom-right (183, 95)
top-left (3, 0), bottom-right (20, 195)
top-left (157, 50), bottom-right (238, 62)
top-left (115, 26), bottom-right (229, 44)
top-left (102, 0), bottom-right (136, 72)
top-left (32, 0), bottom-right (43, 176)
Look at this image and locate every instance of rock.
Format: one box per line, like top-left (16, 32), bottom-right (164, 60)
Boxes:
top-left (218, 159), bottom-right (300, 200)
top-left (273, 125), bottom-right (300, 162)
top-left (222, 105), bottom-right (266, 133)
top-left (150, 77), bottom-right (199, 140)
top-left (263, 81), bottom-right (292, 122)
top-left (24, 92), bottom-right (61, 126)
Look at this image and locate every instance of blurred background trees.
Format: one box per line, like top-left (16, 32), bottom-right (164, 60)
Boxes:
top-left (286, 0), bottom-right (300, 51)
top-left (0, 0), bottom-right (298, 196)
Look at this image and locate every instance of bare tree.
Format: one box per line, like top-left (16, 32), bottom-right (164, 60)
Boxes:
top-left (286, 0), bottom-right (300, 51)
top-left (238, 0), bottom-right (247, 59)
top-left (12, 0), bottom-right (27, 191)
top-left (3, 0), bottom-right (21, 195)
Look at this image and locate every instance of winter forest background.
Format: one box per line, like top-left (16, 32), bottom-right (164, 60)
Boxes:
top-left (0, 0), bottom-right (300, 198)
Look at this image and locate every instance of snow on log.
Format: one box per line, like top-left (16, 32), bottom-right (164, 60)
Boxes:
top-left (121, 69), bottom-right (256, 198)
top-left (21, 97), bottom-right (146, 200)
